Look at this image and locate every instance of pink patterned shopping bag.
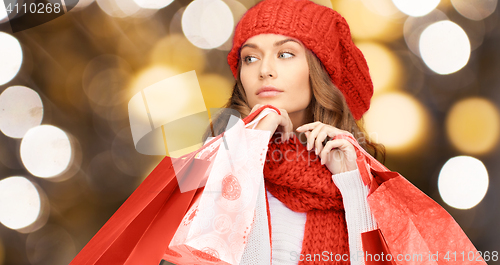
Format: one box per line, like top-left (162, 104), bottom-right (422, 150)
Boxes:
top-left (163, 109), bottom-right (276, 264)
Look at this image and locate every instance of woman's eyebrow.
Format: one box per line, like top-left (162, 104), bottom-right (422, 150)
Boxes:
top-left (241, 38), bottom-right (302, 51)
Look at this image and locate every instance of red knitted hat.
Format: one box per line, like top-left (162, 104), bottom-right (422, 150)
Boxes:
top-left (227, 0), bottom-right (374, 120)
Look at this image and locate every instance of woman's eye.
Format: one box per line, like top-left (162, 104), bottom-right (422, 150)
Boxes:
top-left (243, 56), bottom-right (257, 64)
top-left (279, 52), bottom-right (294, 59)
top-left (243, 52), bottom-right (294, 64)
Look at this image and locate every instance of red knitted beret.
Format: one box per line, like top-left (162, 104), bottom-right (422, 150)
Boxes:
top-left (227, 0), bottom-right (374, 120)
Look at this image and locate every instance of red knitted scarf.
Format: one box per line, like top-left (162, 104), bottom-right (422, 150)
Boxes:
top-left (263, 134), bottom-right (349, 264)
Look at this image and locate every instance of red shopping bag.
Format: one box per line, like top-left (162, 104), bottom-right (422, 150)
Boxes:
top-left (337, 134), bottom-right (486, 265)
top-left (69, 146), bottom-right (213, 265)
top-left (69, 105), bottom-right (280, 265)
top-left (361, 229), bottom-right (397, 265)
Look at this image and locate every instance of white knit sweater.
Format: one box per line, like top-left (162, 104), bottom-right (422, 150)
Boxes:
top-left (267, 168), bottom-right (377, 265)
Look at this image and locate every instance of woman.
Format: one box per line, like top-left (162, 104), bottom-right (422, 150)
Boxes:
top-left (69, 1), bottom-right (483, 264)
top-left (203, 0), bottom-right (385, 263)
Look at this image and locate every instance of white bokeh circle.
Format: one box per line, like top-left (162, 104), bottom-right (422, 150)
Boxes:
top-left (20, 125), bottom-right (72, 178)
top-left (0, 177), bottom-right (41, 230)
top-left (182, 0), bottom-right (234, 49)
top-left (0, 32), bottom-right (23, 85)
top-left (438, 156), bottom-right (489, 209)
top-left (392, 0), bottom-right (440, 17)
top-left (0, 86), bottom-right (43, 138)
top-left (419, 20), bottom-right (470, 74)
top-left (133, 0), bottom-right (174, 9)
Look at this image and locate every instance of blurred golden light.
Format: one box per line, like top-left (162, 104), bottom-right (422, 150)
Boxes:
top-left (419, 20), bottom-right (470, 75)
top-left (96, 0), bottom-right (140, 18)
top-left (67, 0), bottom-right (95, 12)
top-left (26, 225), bottom-right (76, 265)
top-left (96, 0), bottom-right (126, 17)
top-left (0, 32), bottom-right (23, 86)
top-left (360, 0), bottom-right (405, 19)
top-left (334, 0), bottom-right (403, 42)
top-left (392, 0), bottom-right (440, 17)
top-left (458, 15), bottom-right (486, 52)
top-left (0, 177), bottom-right (41, 230)
top-left (169, 6), bottom-right (185, 35)
top-left (82, 54), bottom-right (133, 82)
top-left (182, 0), bottom-right (234, 49)
top-left (451, 0), bottom-right (497, 21)
top-left (128, 65), bottom-right (180, 98)
top-left (0, 86), bottom-right (43, 139)
top-left (20, 125), bottom-right (72, 178)
top-left (364, 92), bottom-right (428, 151)
top-left (446, 97), bottom-right (500, 155)
top-left (311, 0), bottom-right (333, 8)
top-left (88, 68), bottom-right (130, 106)
top-left (355, 42), bottom-right (402, 95)
top-left (116, 0), bottom-right (142, 17)
top-left (439, 156), bottom-right (489, 209)
top-left (133, 0), bottom-right (174, 9)
top-left (198, 73), bottom-right (233, 111)
top-left (404, 9), bottom-right (448, 57)
top-left (149, 34), bottom-right (206, 74)
top-left (83, 54), bottom-right (134, 105)
top-left (143, 72), bottom-right (200, 128)
top-left (128, 70), bottom-right (209, 157)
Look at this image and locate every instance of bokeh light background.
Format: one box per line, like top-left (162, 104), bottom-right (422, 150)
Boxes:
top-left (0, 0), bottom-right (500, 264)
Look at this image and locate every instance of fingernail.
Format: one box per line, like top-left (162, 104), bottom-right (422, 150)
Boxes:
top-left (296, 126), bottom-right (302, 130)
top-left (315, 148), bottom-right (318, 155)
top-left (307, 143), bottom-right (310, 150)
top-left (320, 159), bottom-right (324, 165)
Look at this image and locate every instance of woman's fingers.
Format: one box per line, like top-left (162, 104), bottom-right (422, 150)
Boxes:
top-left (274, 108), bottom-right (293, 142)
top-left (320, 139), bottom-right (357, 169)
top-left (296, 122), bottom-right (353, 151)
top-left (280, 109), bottom-right (293, 141)
top-left (249, 103), bottom-right (263, 115)
top-left (297, 121), bottom-right (358, 173)
top-left (301, 122), bottom-right (324, 152)
top-left (249, 104), bottom-right (294, 142)
top-left (315, 130), bottom-right (329, 155)
top-left (296, 122), bottom-right (323, 150)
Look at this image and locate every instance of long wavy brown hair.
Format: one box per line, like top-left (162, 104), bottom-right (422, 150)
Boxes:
top-left (203, 48), bottom-right (386, 163)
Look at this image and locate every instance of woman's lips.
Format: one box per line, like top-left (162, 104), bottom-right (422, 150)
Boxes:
top-left (258, 91), bottom-right (283, 97)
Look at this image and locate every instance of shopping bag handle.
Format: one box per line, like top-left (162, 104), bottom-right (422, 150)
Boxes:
top-left (334, 134), bottom-right (391, 193)
top-left (244, 105), bottom-right (281, 128)
top-left (244, 107), bottom-right (280, 129)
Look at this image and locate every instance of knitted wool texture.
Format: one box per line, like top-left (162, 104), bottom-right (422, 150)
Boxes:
top-left (264, 134), bottom-right (349, 264)
top-left (227, 0), bottom-right (374, 120)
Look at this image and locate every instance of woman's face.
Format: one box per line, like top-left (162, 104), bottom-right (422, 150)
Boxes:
top-left (239, 34), bottom-right (312, 127)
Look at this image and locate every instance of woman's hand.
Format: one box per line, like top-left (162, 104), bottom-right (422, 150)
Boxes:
top-left (296, 121), bottom-right (358, 175)
top-left (248, 104), bottom-right (294, 142)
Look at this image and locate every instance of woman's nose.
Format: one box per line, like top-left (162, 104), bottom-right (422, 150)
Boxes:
top-left (259, 56), bottom-right (277, 79)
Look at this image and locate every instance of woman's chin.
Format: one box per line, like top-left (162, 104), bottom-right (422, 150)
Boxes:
top-left (254, 98), bottom-right (284, 108)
